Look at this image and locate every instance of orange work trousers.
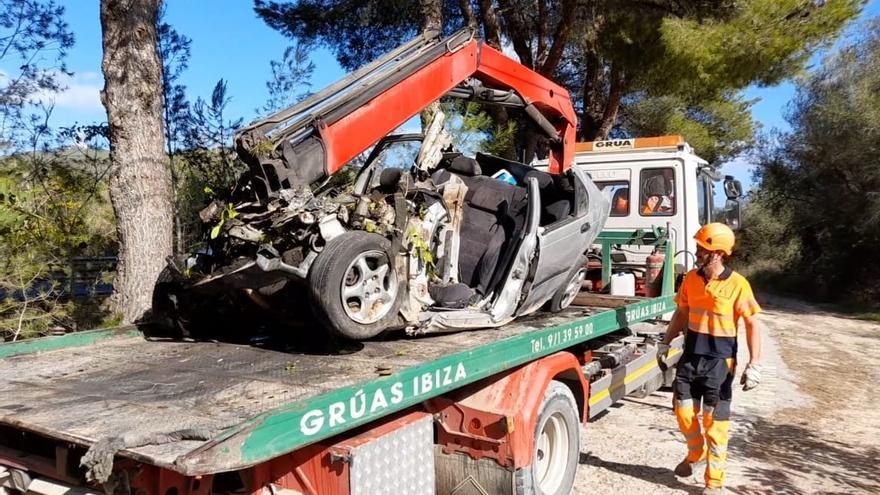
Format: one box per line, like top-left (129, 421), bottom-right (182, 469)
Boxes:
top-left (673, 354), bottom-right (734, 489)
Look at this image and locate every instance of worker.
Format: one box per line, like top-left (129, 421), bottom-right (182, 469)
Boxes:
top-left (611, 188), bottom-right (629, 215)
top-left (659, 223), bottom-right (762, 495)
top-left (641, 174), bottom-right (673, 214)
top-left (641, 194), bottom-right (667, 214)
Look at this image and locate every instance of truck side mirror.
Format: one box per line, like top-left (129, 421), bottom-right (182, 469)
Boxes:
top-left (724, 199), bottom-right (742, 230)
top-left (723, 176), bottom-right (743, 199)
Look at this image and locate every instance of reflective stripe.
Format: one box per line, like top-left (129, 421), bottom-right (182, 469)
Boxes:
top-left (675, 399), bottom-right (694, 409)
top-left (703, 405), bottom-right (715, 416)
top-left (709, 445), bottom-right (727, 457)
top-left (687, 307), bottom-right (738, 337)
top-left (688, 443), bottom-right (705, 453)
top-left (709, 460), bottom-right (726, 471)
top-left (684, 430), bottom-right (702, 441)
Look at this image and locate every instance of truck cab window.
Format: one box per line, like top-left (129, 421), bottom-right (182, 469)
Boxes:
top-left (597, 181), bottom-right (630, 216)
top-left (639, 168), bottom-right (675, 216)
top-left (697, 173), bottom-right (710, 225)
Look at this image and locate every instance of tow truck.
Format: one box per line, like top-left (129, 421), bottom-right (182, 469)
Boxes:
top-left (0, 29), bottom-right (744, 495)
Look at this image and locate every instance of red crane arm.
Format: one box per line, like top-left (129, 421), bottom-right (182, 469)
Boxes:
top-left (236, 30), bottom-right (577, 190)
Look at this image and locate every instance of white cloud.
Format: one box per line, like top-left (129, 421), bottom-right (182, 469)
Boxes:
top-left (37, 71), bottom-right (105, 112)
top-left (53, 81), bottom-right (103, 111)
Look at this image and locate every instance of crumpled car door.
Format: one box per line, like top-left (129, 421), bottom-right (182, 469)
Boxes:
top-left (517, 167), bottom-right (610, 315)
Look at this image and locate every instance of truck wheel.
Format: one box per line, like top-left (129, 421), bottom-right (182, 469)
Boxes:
top-left (308, 231), bottom-right (403, 340)
top-left (548, 261), bottom-right (587, 313)
top-left (515, 381), bottom-right (580, 495)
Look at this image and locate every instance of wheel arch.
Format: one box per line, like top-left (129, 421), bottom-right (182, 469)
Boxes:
top-left (425, 351), bottom-right (589, 470)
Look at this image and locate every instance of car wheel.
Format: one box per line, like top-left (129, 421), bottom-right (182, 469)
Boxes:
top-left (548, 257), bottom-right (587, 312)
top-left (515, 381), bottom-right (580, 495)
top-left (150, 266), bottom-right (196, 339)
top-left (307, 231), bottom-right (403, 340)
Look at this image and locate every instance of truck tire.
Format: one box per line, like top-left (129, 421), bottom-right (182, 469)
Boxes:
top-left (515, 381), bottom-right (580, 495)
top-left (548, 257), bottom-right (587, 313)
top-left (307, 231), bottom-right (403, 340)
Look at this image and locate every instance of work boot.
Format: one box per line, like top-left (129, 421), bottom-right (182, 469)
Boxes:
top-left (702, 487), bottom-right (726, 495)
top-left (673, 459), bottom-right (693, 477)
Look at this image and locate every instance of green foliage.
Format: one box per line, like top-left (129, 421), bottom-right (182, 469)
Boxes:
top-left (0, 0), bottom-right (75, 150)
top-left (256, 0), bottom-right (862, 165)
top-left (157, 5), bottom-right (192, 155)
top-left (440, 100), bottom-right (518, 157)
top-left (260, 41), bottom-right (316, 114)
top-left (183, 79), bottom-right (246, 192)
top-left (657, 0), bottom-right (862, 96)
top-left (0, 137), bottom-right (117, 341)
top-left (622, 92), bottom-right (756, 163)
top-left (740, 19), bottom-right (880, 307)
top-left (210, 203), bottom-right (239, 240)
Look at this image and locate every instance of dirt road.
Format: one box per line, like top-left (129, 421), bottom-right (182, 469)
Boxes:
top-left (573, 295), bottom-right (880, 494)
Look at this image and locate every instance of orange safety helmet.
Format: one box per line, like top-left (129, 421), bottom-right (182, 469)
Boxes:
top-left (694, 223), bottom-right (735, 256)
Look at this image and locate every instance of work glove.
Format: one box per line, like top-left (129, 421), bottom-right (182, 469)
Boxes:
top-left (657, 343), bottom-right (672, 369)
top-left (741, 363), bottom-right (762, 391)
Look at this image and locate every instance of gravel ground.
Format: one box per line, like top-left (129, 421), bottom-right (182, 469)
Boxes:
top-left (571, 295), bottom-right (880, 494)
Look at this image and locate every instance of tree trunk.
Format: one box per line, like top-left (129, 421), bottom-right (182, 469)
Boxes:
top-left (595, 64), bottom-right (623, 140)
top-left (580, 50), bottom-right (603, 140)
top-left (478, 0), bottom-right (503, 49)
top-left (100, 0), bottom-right (173, 323)
top-left (497, 0), bottom-right (533, 68)
top-left (539, 0), bottom-right (577, 76)
top-left (459, 0), bottom-right (477, 30)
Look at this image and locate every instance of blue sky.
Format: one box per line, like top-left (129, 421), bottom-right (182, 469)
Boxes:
top-left (8, 0), bottom-right (880, 188)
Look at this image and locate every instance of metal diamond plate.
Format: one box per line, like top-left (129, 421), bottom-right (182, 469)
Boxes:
top-left (349, 415), bottom-right (434, 495)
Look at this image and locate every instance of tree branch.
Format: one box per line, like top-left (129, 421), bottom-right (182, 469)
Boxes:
top-left (459, 0), bottom-right (478, 30)
top-left (580, 50), bottom-right (602, 140)
top-left (540, 0), bottom-right (576, 75)
top-left (496, 0), bottom-right (533, 67)
top-left (537, 1), bottom-right (547, 59)
top-left (478, 0), bottom-right (503, 49)
top-left (596, 64), bottom-right (624, 139)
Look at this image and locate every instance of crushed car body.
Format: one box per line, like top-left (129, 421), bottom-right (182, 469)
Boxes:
top-left (152, 28), bottom-right (609, 340)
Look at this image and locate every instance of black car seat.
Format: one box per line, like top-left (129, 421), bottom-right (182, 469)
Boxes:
top-left (458, 176), bottom-right (528, 296)
top-left (429, 153), bottom-right (528, 297)
top-left (431, 154), bottom-right (481, 186)
top-left (522, 169), bottom-right (572, 225)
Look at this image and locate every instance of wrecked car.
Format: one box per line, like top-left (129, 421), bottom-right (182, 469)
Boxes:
top-left (152, 28), bottom-right (609, 340)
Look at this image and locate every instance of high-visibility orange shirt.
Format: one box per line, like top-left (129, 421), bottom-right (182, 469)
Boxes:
top-left (675, 266), bottom-right (761, 358)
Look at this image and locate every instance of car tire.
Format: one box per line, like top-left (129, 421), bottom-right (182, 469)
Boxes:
top-left (548, 256), bottom-right (587, 313)
top-left (307, 231), bottom-right (404, 340)
top-left (150, 266), bottom-right (196, 339)
top-left (151, 266), bottom-right (250, 339)
top-left (514, 381), bottom-right (580, 495)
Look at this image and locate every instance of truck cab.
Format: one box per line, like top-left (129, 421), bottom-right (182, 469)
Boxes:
top-left (546, 135), bottom-right (743, 277)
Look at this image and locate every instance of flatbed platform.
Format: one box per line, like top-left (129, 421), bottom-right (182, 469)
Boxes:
top-left (0, 295), bottom-right (675, 476)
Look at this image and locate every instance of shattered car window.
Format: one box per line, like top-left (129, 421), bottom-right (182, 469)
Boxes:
top-left (367, 141), bottom-right (422, 189)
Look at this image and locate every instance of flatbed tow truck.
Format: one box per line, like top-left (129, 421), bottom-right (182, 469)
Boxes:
top-left (0, 230), bottom-right (682, 495)
top-left (0, 26), bottom-right (745, 495)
